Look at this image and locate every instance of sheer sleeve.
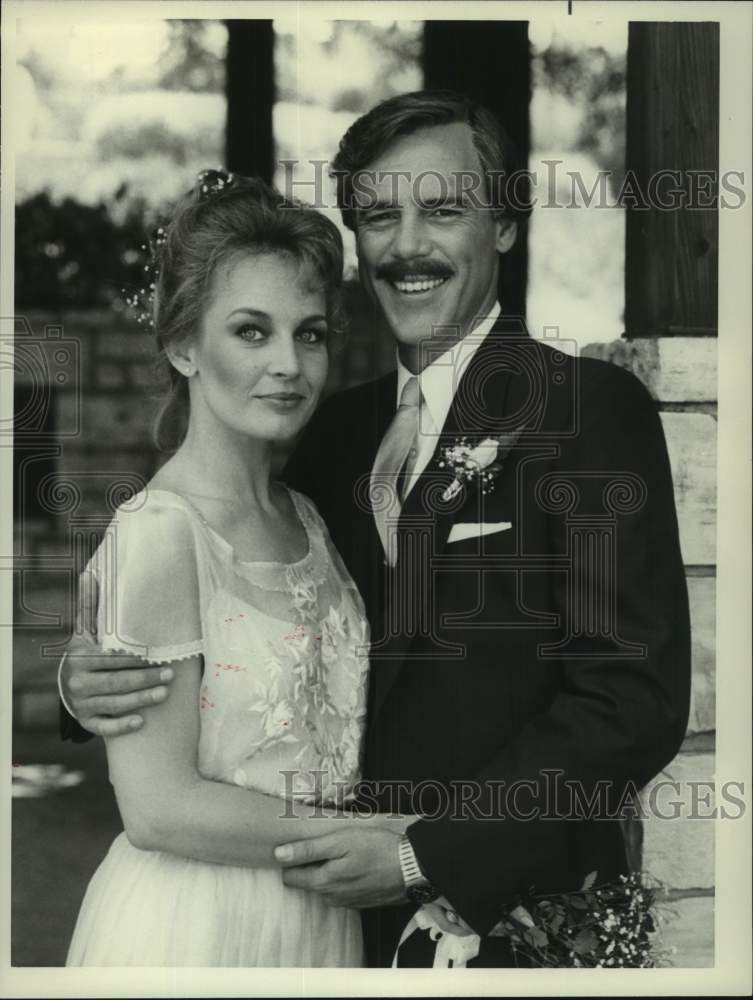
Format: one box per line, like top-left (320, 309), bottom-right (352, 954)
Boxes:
top-left (87, 498), bottom-right (204, 665)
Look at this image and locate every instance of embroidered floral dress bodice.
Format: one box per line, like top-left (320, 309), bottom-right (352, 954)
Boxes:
top-left (91, 486), bottom-right (370, 804)
top-left (67, 485), bottom-right (369, 967)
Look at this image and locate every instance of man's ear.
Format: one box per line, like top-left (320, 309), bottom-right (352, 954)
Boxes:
top-left (495, 219), bottom-right (518, 255)
top-left (165, 339), bottom-right (197, 378)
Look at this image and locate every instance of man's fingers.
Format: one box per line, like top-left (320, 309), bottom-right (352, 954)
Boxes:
top-left (71, 651), bottom-right (153, 675)
top-left (274, 834), bottom-right (343, 867)
top-left (76, 571), bottom-right (99, 638)
top-left (69, 664), bottom-right (174, 698)
top-left (280, 866), bottom-right (320, 891)
top-left (76, 687), bottom-right (169, 719)
top-left (84, 715), bottom-right (145, 738)
top-left (280, 862), bottom-right (341, 894)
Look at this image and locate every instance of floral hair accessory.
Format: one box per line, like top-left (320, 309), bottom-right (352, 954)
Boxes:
top-left (121, 168), bottom-right (234, 328)
top-left (122, 225), bottom-right (167, 329)
top-left (197, 167), bottom-right (235, 199)
top-left (438, 430), bottom-right (521, 502)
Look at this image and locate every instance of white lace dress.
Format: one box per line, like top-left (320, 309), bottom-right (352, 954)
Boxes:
top-left (66, 486), bottom-right (370, 967)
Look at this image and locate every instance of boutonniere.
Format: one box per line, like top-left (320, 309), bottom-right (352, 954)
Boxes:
top-left (438, 431), bottom-right (521, 502)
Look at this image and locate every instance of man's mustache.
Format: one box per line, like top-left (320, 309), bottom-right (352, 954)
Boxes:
top-left (375, 261), bottom-right (454, 283)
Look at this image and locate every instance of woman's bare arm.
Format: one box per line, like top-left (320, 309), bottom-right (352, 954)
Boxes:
top-left (105, 653), bottom-right (407, 868)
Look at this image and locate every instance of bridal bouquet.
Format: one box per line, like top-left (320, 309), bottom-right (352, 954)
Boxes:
top-left (490, 871), bottom-right (669, 968)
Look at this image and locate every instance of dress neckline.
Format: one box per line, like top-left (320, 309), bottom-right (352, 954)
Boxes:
top-left (138, 484), bottom-right (313, 570)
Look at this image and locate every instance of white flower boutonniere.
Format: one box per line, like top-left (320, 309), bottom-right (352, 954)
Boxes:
top-left (438, 431), bottom-right (521, 502)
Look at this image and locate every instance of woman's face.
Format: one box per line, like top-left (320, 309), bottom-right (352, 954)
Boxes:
top-left (183, 251), bottom-right (330, 443)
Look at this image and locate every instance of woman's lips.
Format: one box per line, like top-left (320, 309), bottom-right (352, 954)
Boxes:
top-left (255, 393), bottom-right (306, 410)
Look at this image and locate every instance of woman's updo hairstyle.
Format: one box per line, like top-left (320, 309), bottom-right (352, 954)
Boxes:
top-left (150, 169), bottom-right (345, 451)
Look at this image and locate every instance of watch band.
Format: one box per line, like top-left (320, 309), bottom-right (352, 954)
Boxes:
top-left (398, 834), bottom-right (440, 904)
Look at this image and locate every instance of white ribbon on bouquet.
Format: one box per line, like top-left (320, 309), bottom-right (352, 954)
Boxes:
top-left (391, 906), bottom-right (481, 968)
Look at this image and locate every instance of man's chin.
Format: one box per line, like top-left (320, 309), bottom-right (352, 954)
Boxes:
top-left (379, 300), bottom-right (454, 344)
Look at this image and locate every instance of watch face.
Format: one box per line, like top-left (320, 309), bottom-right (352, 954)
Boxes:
top-left (407, 883), bottom-right (441, 905)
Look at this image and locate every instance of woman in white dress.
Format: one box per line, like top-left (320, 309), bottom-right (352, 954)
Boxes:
top-left (66, 170), bottom-right (409, 967)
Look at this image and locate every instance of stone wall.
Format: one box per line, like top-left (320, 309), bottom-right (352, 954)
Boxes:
top-left (582, 336), bottom-right (716, 967)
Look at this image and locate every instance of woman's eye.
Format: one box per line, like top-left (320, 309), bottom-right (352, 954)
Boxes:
top-left (297, 327), bottom-right (327, 345)
top-left (236, 324), bottom-right (266, 342)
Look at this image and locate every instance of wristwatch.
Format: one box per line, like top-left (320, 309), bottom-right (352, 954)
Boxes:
top-left (398, 834), bottom-right (440, 905)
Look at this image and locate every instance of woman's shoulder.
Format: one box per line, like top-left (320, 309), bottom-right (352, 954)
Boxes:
top-left (106, 484), bottom-right (205, 558)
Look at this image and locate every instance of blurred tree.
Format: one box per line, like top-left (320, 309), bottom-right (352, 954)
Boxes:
top-left (158, 20), bottom-right (226, 93)
top-left (275, 19), bottom-right (421, 110)
top-left (82, 91), bottom-right (224, 164)
top-left (534, 44), bottom-right (626, 184)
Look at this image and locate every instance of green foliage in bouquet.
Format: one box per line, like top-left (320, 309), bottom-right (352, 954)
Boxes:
top-left (492, 872), bottom-right (669, 968)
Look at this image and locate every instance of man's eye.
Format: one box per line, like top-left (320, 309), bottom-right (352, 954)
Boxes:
top-left (236, 324), bottom-right (265, 342)
top-left (297, 327), bottom-right (327, 345)
top-left (363, 210), bottom-right (399, 225)
top-left (430, 207), bottom-right (463, 218)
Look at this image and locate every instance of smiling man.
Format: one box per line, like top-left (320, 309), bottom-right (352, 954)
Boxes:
top-left (275, 90), bottom-right (691, 967)
top-left (59, 90), bottom-right (691, 969)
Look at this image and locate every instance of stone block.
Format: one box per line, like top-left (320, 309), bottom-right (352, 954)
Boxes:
top-left (95, 362), bottom-right (128, 390)
top-left (582, 337), bottom-right (717, 402)
top-left (641, 751), bottom-right (715, 891)
top-left (656, 895), bottom-right (714, 967)
top-left (13, 626), bottom-right (68, 690)
top-left (56, 393), bottom-right (154, 449)
top-left (96, 327), bottom-right (152, 362)
top-left (687, 576), bottom-right (715, 734)
top-left (14, 687), bottom-right (62, 730)
top-left (130, 361), bottom-right (161, 390)
top-left (660, 412), bottom-right (716, 566)
top-left (14, 573), bottom-right (74, 632)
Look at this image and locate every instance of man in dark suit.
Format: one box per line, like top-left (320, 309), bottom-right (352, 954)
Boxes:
top-left (60, 91), bottom-right (690, 967)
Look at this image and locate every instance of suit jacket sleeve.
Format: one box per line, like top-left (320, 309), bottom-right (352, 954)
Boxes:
top-left (407, 363), bottom-right (692, 935)
top-left (60, 698), bottom-right (95, 743)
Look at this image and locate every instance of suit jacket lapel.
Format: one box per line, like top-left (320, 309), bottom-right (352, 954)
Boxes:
top-left (369, 317), bottom-right (531, 719)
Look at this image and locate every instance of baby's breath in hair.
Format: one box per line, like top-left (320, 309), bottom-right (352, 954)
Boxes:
top-left (122, 226), bottom-right (167, 329)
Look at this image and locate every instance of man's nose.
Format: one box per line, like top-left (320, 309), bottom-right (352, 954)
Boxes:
top-left (391, 213), bottom-right (431, 260)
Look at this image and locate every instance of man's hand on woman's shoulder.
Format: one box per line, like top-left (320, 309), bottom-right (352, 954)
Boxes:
top-left (61, 571), bottom-right (175, 738)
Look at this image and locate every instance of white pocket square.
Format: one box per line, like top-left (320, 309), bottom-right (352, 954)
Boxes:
top-left (447, 521), bottom-right (512, 544)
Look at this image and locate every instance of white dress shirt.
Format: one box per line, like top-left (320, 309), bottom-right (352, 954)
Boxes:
top-left (395, 302), bottom-right (501, 499)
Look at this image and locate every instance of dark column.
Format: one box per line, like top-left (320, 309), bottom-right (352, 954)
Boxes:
top-left (423, 21), bottom-right (531, 317)
top-left (625, 22), bottom-right (719, 336)
top-left (224, 20), bottom-right (275, 182)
